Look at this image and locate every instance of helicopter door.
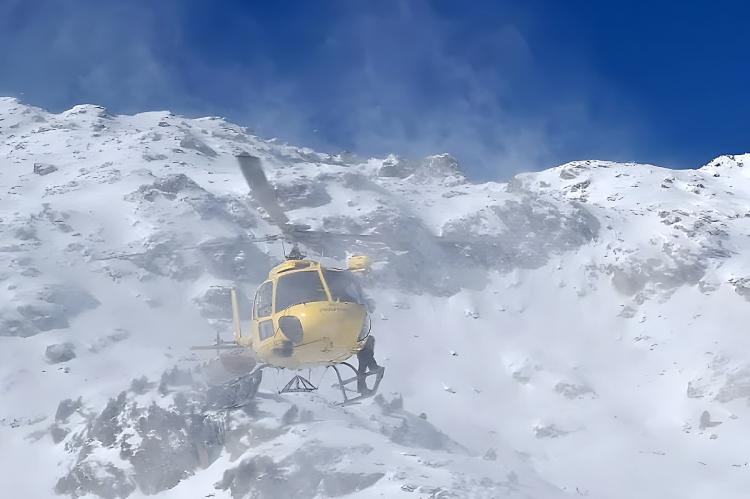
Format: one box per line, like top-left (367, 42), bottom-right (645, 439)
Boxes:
top-left (253, 281), bottom-right (274, 342)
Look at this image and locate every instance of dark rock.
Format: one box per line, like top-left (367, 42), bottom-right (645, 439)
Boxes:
top-left (90, 392), bottom-right (128, 447)
top-left (194, 286), bottom-right (235, 320)
top-left (46, 342), bottom-right (76, 363)
top-left (281, 405), bottom-right (299, 426)
top-left (554, 382), bottom-right (596, 399)
top-left (180, 134), bottom-right (217, 157)
top-left (60, 377), bottom-right (226, 497)
top-left (20, 304), bottom-right (69, 331)
top-left (321, 472), bottom-right (385, 496)
top-left (33, 162), bottom-right (58, 175)
top-left (56, 397), bottom-right (83, 422)
top-left (533, 423), bottom-right (569, 438)
top-left (196, 236), bottom-right (271, 282)
top-left (0, 317), bottom-right (37, 337)
top-left (129, 376), bottom-right (152, 395)
top-left (699, 410), bottom-right (722, 430)
top-left (215, 455), bottom-right (280, 498)
top-left (39, 285), bottom-right (101, 314)
top-left (729, 277), bottom-right (750, 301)
top-left (130, 173), bottom-right (201, 202)
top-left (55, 462), bottom-right (135, 499)
top-left (13, 226), bottom-right (37, 241)
top-left (158, 366), bottom-right (195, 394)
top-left (88, 329), bottom-right (130, 353)
top-left (276, 180), bottom-right (331, 210)
top-left (377, 156), bottom-right (414, 178)
top-left (130, 405), bottom-right (223, 494)
top-left (50, 425), bottom-right (70, 444)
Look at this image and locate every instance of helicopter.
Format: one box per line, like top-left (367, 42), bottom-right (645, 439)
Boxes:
top-left (192, 153), bottom-right (385, 406)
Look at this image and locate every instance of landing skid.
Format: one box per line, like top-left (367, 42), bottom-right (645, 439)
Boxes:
top-left (276, 363), bottom-right (385, 405)
top-left (330, 362), bottom-right (385, 406)
top-left (206, 361), bottom-right (385, 409)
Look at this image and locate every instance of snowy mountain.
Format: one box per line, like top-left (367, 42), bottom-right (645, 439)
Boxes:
top-left (1, 96), bottom-right (749, 498)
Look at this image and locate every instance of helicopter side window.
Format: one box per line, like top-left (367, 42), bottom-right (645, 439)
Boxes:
top-left (254, 281), bottom-right (273, 318)
top-left (323, 270), bottom-right (365, 304)
top-left (258, 320), bottom-right (275, 341)
top-left (275, 270), bottom-right (328, 312)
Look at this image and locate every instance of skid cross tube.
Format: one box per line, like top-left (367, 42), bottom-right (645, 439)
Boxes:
top-left (280, 373), bottom-right (317, 393)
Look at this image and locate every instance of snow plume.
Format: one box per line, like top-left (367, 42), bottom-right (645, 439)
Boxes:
top-left (1, 98), bottom-right (750, 498)
top-left (0, 0), bottom-right (638, 179)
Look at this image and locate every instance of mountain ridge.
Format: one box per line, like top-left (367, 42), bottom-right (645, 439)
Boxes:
top-left (1, 97), bottom-right (749, 498)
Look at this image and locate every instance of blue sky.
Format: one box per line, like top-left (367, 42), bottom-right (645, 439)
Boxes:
top-left (1, 0), bottom-right (747, 179)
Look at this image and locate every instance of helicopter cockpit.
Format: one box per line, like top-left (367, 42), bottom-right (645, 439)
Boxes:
top-left (254, 267), bottom-right (367, 318)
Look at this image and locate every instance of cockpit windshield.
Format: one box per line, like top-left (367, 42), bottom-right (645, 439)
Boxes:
top-left (323, 269), bottom-right (365, 304)
top-left (275, 270), bottom-right (328, 312)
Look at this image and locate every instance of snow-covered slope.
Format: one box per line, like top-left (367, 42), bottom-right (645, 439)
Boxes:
top-left (1, 97), bottom-right (749, 498)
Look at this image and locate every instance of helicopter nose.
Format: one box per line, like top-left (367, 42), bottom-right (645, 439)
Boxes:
top-left (272, 340), bottom-right (294, 358)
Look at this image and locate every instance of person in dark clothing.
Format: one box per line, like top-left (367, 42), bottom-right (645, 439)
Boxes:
top-left (356, 335), bottom-right (382, 394)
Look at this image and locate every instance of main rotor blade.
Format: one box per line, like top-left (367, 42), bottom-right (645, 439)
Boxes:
top-left (289, 229), bottom-right (386, 245)
top-left (236, 153), bottom-right (467, 250)
top-left (236, 153), bottom-right (290, 229)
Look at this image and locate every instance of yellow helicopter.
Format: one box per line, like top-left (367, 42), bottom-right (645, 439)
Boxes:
top-left (193, 154), bottom-right (385, 405)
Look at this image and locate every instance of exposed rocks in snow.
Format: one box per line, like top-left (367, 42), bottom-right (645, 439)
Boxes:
top-left (728, 277), bottom-right (750, 301)
top-left (441, 196), bottom-right (600, 273)
top-left (55, 462), bottom-right (136, 499)
top-left (533, 423), bottom-right (570, 439)
top-left (376, 153), bottom-right (465, 186)
top-left (215, 446), bottom-right (385, 499)
top-left (45, 342), bottom-right (76, 363)
top-left (464, 308), bottom-right (480, 319)
top-left (33, 162), bottom-right (58, 175)
top-left (49, 424), bottom-right (70, 444)
top-left (715, 366), bottom-right (750, 403)
top-left (179, 133), bottom-right (217, 157)
top-left (0, 316), bottom-right (38, 337)
top-left (40, 284), bottom-right (101, 314)
top-left (687, 356), bottom-right (750, 403)
top-left (618, 305), bottom-right (638, 318)
top-left (127, 173), bottom-right (228, 220)
top-left (411, 154), bottom-right (466, 186)
top-left (55, 397), bottom-right (83, 422)
top-left (56, 370), bottom-right (226, 497)
top-left (196, 236), bottom-right (271, 282)
top-left (699, 411), bottom-right (722, 430)
top-left (554, 382), bottom-right (597, 400)
top-left (2, 284), bottom-right (99, 337)
top-left (609, 257), bottom-right (706, 297)
top-left (50, 369), bottom-right (474, 498)
top-left (88, 329), bottom-right (130, 353)
top-left (276, 179), bottom-right (332, 209)
top-left (194, 286), bottom-right (235, 320)
top-left (374, 394), bottom-right (463, 451)
top-left (377, 155), bottom-right (413, 178)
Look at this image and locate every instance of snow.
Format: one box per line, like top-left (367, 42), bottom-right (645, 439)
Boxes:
top-left (1, 97), bottom-right (750, 498)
